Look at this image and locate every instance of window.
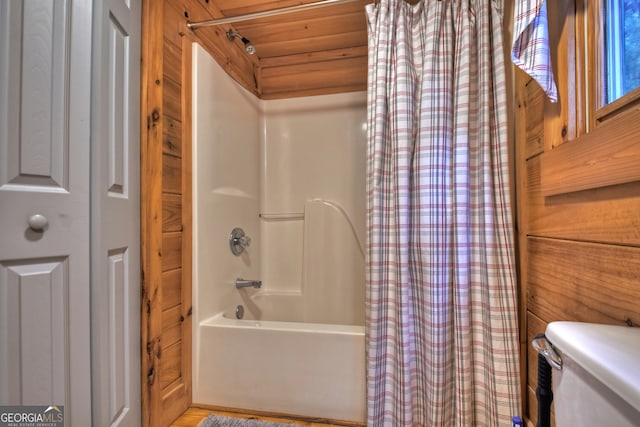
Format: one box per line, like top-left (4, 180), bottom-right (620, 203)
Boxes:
top-left (603, 0), bottom-right (640, 104)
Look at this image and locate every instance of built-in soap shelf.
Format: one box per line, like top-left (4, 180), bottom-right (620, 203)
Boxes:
top-left (259, 212), bottom-right (305, 221)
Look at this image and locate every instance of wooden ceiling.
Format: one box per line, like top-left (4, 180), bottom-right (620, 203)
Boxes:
top-left (184, 0), bottom-right (370, 99)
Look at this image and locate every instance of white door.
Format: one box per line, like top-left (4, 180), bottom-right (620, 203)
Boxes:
top-left (0, 1), bottom-right (93, 425)
top-left (90, 0), bottom-right (141, 425)
top-left (0, 0), bottom-right (141, 426)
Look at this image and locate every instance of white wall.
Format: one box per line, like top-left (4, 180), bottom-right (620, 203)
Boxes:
top-left (260, 94), bottom-right (367, 295)
top-left (192, 43), bottom-right (261, 328)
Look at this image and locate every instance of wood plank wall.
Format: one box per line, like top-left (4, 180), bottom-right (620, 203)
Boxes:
top-left (142, 0), bottom-right (192, 424)
top-left (141, 1), bottom-right (255, 425)
top-left (514, 2), bottom-right (640, 424)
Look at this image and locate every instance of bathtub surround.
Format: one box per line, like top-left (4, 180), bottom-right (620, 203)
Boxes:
top-left (197, 316), bottom-right (365, 421)
top-left (365, 0), bottom-right (521, 425)
top-left (192, 43), bottom-right (366, 422)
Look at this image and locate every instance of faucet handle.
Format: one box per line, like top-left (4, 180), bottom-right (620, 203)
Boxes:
top-left (229, 227), bottom-right (251, 256)
top-left (236, 235), bottom-right (251, 248)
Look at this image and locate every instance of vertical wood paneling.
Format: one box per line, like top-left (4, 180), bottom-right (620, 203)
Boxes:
top-left (163, 154), bottom-right (182, 194)
top-left (142, 0), bottom-right (196, 424)
top-left (163, 193), bottom-right (183, 233)
top-left (544, 0), bottom-right (575, 149)
top-left (160, 14), bottom-right (185, 422)
top-left (163, 39), bottom-right (182, 86)
top-left (524, 81), bottom-right (544, 160)
top-left (162, 233), bottom-right (182, 272)
top-left (141, 0), bottom-right (165, 425)
top-left (163, 77), bottom-right (181, 122)
top-left (164, 116), bottom-right (183, 157)
top-left (180, 35), bottom-right (194, 416)
top-left (159, 342), bottom-right (183, 390)
top-left (162, 269), bottom-right (182, 310)
top-left (161, 383), bottom-right (189, 427)
top-left (161, 305), bottom-right (183, 349)
top-left (513, 70), bottom-right (530, 414)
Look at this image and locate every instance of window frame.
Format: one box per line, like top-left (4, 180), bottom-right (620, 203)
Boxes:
top-left (605, 0), bottom-right (624, 102)
top-left (585, 0), bottom-right (640, 128)
top-left (536, 0), bottom-right (640, 198)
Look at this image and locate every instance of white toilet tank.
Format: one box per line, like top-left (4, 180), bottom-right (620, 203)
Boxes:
top-left (545, 322), bottom-right (640, 427)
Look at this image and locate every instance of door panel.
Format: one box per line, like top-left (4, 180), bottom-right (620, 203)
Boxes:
top-left (0, 258), bottom-right (67, 404)
top-left (107, 248), bottom-right (131, 421)
top-left (0, 1), bottom-right (93, 425)
top-left (107, 11), bottom-right (130, 196)
top-left (91, 0), bottom-right (141, 425)
top-left (0, 0), bottom-right (141, 425)
top-left (1, 0), bottom-right (68, 189)
top-left (0, 0), bottom-right (86, 252)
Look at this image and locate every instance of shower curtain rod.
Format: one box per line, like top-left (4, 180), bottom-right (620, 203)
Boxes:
top-left (187, 0), bottom-right (364, 30)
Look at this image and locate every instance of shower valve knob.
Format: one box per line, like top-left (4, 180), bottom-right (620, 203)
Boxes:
top-left (229, 227), bottom-right (251, 256)
top-left (235, 235), bottom-right (251, 248)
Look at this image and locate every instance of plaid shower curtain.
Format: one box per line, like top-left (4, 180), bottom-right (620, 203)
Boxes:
top-left (365, 1), bottom-right (521, 425)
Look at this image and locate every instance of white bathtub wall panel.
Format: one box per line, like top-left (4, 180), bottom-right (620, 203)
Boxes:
top-left (192, 43), bottom-right (261, 325)
top-left (222, 292), bottom-right (305, 322)
top-left (198, 193), bottom-right (260, 314)
top-left (302, 200), bottom-right (365, 326)
top-left (260, 92), bottom-right (366, 295)
top-left (261, 92), bottom-right (367, 245)
top-left (260, 220), bottom-right (303, 293)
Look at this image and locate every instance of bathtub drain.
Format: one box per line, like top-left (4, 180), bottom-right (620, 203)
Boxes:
top-left (235, 305), bottom-right (244, 319)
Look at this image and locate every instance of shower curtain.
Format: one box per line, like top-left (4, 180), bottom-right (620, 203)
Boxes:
top-left (365, 1), bottom-right (521, 426)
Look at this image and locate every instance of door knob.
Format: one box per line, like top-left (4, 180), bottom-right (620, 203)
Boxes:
top-left (28, 214), bottom-right (48, 231)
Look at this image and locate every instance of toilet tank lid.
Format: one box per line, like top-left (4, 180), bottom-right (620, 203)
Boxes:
top-left (546, 321), bottom-right (640, 413)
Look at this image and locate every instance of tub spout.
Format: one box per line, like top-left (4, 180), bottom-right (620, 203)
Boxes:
top-left (235, 278), bottom-right (262, 289)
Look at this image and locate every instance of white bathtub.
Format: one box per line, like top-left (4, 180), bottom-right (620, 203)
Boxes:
top-left (193, 291), bottom-right (366, 423)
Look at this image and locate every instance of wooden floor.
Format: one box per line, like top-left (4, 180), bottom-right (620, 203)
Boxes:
top-left (170, 407), bottom-right (361, 427)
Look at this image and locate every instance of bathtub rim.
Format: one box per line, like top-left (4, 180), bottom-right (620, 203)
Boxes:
top-left (205, 289), bottom-right (365, 331)
top-left (200, 310), bottom-right (365, 336)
